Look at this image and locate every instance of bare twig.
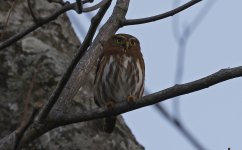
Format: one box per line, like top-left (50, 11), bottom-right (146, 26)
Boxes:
top-left (0, 0), bottom-right (206, 148)
top-left (122, 0), bottom-right (202, 26)
top-left (53, 66), bottom-right (242, 125)
top-left (5, 0), bottom-right (18, 26)
top-left (146, 87), bottom-right (206, 149)
top-left (0, 0), bottom-right (109, 51)
top-left (82, 0), bottom-right (94, 4)
top-left (171, 0), bottom-right (217, 118)
top-left (83, 0), bottom-right (110, 12)
top-left (13, 72), bottom-right (37, 150)
top-left (27, 0), bottom-right (39, 23)
top-left (47, 0), bottom-right (68, 6)
top-left (14, 108), bottom-right (38, 150)
top-left (2, 65), bottom-right (242, 149)
top-left (76, 0), bottom-right (83, 14)
top-left (37, 0), bottom-right (112, 122)
top-left (178, 0), bottom-right (217, 41)
top-left (38, 0), bottom-right (201, 123)
top-left (154, 104), bottom-right (206, 150)
top-left (148, 89), bottom-right (206, 150)
top-left (0, 1), bottom-right (130, 148)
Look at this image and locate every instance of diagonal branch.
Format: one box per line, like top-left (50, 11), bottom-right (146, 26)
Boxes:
top-left (76, 0), bottom-right (83, 14)
top-left (82, 0), bottom-right (94, 4)
top-left (47, 0), bottom-right (68, 6)
top-left (0, 0), bottom-right (205, 149)
top-left (4, 0), bottom-right (18, 26)
top-left (145, 86), bottom-right (206, 149)
top-left (0, 1), bottom-right (131, 149)
top-left (14, 108), bottom-right (38, 150)
top-left (154, 104), bottom-right (206, 150)
top-left (52, 66), bottom-right (242, 125)
top-left (171, 0), bottom-right (217, 119)
top-left (13, 72), bottom-right (37, 150)
top-left (27, 0), bottom-right (39, 23)
top-left (0, 0), bottom-right (109, 51)
top-left (37, 0), bottom-right (112, 121)
top-left (122, 0), bottom-right (202, 26)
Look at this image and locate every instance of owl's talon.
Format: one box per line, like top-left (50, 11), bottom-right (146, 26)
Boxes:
top-left (127, 95), bottom-right (137, 103)
top-left (106, 101), bottom-right (115, 109)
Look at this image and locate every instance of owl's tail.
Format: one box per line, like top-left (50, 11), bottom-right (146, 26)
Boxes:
top-left (104, 116), bottom-right (116, 133)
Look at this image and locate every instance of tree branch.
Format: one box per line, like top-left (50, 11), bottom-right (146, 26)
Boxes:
top-left (76, 0), bottom-right (83, 14)
top-left (122, 0), bottom-right (202, 26)
top-left (171, 0), bottom-right (217, 119)
top-left (0, 1), bottom-right (131, 149)
top-left (52, 66), bottom-right (242, 125)
top-left (83, 0), bottom-right (94, 4)
top-left (14, 108), bottom-right (38, 150)
top-left (0, 0), bottom-right (109, 51)
top-left (27, 0), bottom-right (39, 23)
top-left (5, 0), bottom-right (18, 26)
top-left (0, 0), bottom-right (205, 149)
top-left (145, 86), bottom-right (207, 150)
top-left (146, 87), bottom-right (206, 149)
top-left (154, 104), bottom-right (206, 150)
top-left (37, 0), bottom-right (112, 121)
top-left (44, 0), bottom-right (130, 117)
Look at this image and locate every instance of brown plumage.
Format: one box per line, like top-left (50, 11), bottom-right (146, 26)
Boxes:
top-left (94, 34), bottom-right (145, 133)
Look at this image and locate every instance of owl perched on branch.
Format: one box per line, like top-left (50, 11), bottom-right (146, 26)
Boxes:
top-left (94, 34), bottom-right (145, 133)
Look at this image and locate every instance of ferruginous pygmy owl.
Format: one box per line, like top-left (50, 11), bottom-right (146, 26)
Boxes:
top-left (94, 33), bottom-right (145, 133)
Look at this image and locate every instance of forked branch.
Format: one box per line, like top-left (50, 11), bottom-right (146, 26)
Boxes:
top-left (0, 0), bottom-right (109, 50)
top-left (122, 0), bottom-right (202, 26)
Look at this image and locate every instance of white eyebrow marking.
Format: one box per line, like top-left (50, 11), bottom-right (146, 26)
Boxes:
top-left (130, 37), bottom-right (137, 41)
top-left (116, 35), bottom-right (127, 40)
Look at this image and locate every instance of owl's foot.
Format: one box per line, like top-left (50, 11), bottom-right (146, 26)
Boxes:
top-left (106, 100), bottom-right (115, 109)
top-left (127, 95), bottom-right (137, 103)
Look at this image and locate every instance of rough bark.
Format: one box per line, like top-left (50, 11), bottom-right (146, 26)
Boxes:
top-left (0, 0), bottom-right (144, 149)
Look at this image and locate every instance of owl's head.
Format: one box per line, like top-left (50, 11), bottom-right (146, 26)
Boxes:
top-left (105, 34), bottom-right (140, 53)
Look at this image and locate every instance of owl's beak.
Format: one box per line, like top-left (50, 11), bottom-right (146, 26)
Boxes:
top-left (125, 41), bottom-right (131, 50)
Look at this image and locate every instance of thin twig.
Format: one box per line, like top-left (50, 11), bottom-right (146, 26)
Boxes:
top-left (0, 1), bottom-right (128, 148)
top-left (5, 0), bottom-right (18, 26)
top-left (83, 0), bottom-right (110, 12)
top-left (149, 85), bottom-right (205, 149)
top-left (14, 108), bottom-right (38, 150)
top-left (76, 0), bottom-right (83, 14)
top-left (52, 66), bottom-right (242, 125)
top-left (47, 0), bottom-right (68, 6)
top-left (154, 104), bottom-right (206, 150)
top-left (7, 65), bottom-right (242, 150)
top-left (122, 0), bottom-right (202, 26)
top-left (0, 1), bottom-right (127, 149)
top-left (13, 72), bottom-right (37, 150)
top-left (27, 0), bottom-right (39, 23)
top-left (82, 0), bottom-right (94, 4)
top-left (171, 0), bottom-right (217, 118)
top-left (37, 0), bottom-right (112, 122)
top-left (0, 0), bottom-right (206, 148)
top-left (0, 0), bottom-right (109, 51)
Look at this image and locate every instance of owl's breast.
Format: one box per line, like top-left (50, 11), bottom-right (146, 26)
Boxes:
top-left (99, 54), bottom-right (144, 102)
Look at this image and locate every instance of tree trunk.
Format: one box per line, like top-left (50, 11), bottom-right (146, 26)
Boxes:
top-left (0, 0), bottom-right (144, 149)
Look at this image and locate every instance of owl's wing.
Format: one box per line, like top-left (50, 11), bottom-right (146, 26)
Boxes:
top-left (94, 56), bottom-right (102, 83)
top-left (93, 53), bottom-right (104, 107)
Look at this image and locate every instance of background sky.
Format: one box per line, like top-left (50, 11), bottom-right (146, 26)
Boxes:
top-left (67, 0), bottom-right (242, 149)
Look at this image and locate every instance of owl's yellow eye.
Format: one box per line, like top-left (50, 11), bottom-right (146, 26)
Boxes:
top-left (116, 38), bottom-right (122, 44)
top-left (130, 40), bottom-right (136, 46)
